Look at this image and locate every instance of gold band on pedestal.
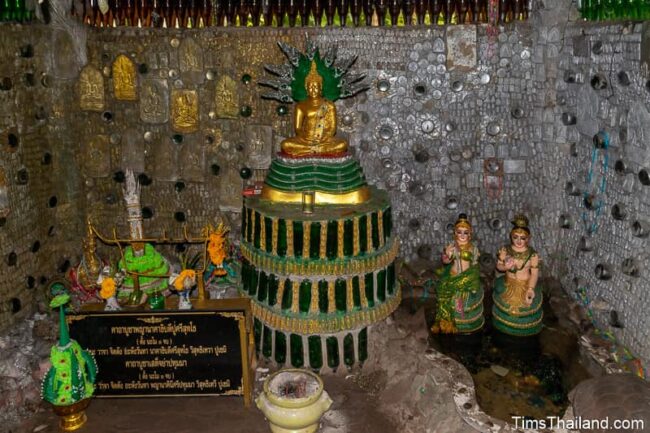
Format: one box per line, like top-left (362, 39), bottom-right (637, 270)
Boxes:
top-left (241, 238), bottom-right (399, 277)
top-left (260, 185), bottom-right (371, 205)
top-left (250, 287), bottom-right (401, 334)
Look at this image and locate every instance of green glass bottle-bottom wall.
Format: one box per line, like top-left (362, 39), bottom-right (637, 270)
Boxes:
top-left (254, 318), bottom-right (369, 370)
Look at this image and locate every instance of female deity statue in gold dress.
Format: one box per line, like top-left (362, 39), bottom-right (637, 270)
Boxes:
top-left (492, 214), bottom-right (543, 336)
top-left (281, 61), bottom-right (348, 157)
top-left (431, 214), bottom-right (484, 334)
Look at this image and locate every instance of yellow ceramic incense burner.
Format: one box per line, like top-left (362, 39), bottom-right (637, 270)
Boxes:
top-left (256, 369), bottom-right (332, 433)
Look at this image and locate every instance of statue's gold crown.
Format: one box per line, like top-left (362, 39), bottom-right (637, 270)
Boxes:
top-left (305, 61), bottom-right (323, 87)
top-left (511, 214), bottom-right (529, 229)
top-left (454, 213), bottom-right (472, 232)
top-left (511, 214), bottom-right (530, 235)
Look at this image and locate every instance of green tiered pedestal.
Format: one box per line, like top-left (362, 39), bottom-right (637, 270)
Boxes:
top-left (260, 154), bottom-right (371, 204)
top-left (241, 187), bottom-right (400, 370)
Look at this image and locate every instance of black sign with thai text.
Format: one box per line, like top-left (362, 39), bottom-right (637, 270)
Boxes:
top-left (68, 308), bottom-right (246, 397)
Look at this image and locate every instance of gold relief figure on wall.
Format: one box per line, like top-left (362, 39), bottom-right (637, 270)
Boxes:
top-left (79, 66), bottom-right (105, 112)
top-left (112, 54), bottom-right (137, 101)
top-left (140, 80), bottom-right (168, 124)
top-left (215, 75), bottom-right (239, 119)
top-left (171, 89), bottom-right (199, 133)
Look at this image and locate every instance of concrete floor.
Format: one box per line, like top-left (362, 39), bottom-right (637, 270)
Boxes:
top-left (16, 374), bottom-right (396, 433)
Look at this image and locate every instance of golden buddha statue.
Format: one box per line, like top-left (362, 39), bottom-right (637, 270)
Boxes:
top-left (281, 62), bottom-right (348, 157)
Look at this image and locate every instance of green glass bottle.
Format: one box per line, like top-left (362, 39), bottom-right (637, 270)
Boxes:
top-left (383, 207), bottom-right (392, 241)
top-left (613, 0), bottom-right (624, 17)
top-left (326, 336), bottom-right (339, 369)
top-left (359, 215), bottom-right (368, 253)
top-left (275, 331), bottom-right (287, 364)
top-left (241, 261), bottom-right (250, 292)
top-left (299, 279), bottom-right (311, 313)
top-left (309, 222), bottom-right (320, 259)
top-left (249, 269), bottom-right (259, 296)
top-left (581, 0), bottom-right (594, 18)
top-left (387, 263), bottom-right (395, 294)
top-left (308, 336), bottom-right (323, 369)
top-left (253, 318), bottom-right (262, 355)
top-left (326, 220), bottom-right (338, 259)
top-left (278, 219), bottom-right (287, 256)
top-left (281, 279), bottom-right (292, 310)
top-left (377, 269), bottom-right (386, 302)
top-left (253, 212), bottom-right (261, 248)
top-left (257, 271), bottom-right (268, 302)
top-left (293, 221), bottom-right (303, 257)
top-left (267, 274), bottom-right (279, 306)
top-left (290, 334), bottom-right (304, 367)
top-left (364, 272), bottom-right (374, 307)
top-left (352, 276), bottom-right (361, 308)
top-left (631, 0), bottom-right (643, 18)
top-left (264, 217), bottom-right (273, 252)
top-left (371, 212), bottom-right (380, 249)
top-left (343, 219), bottom-right (354, 256)
top-left (2, 0), bottom-right (12, 21)
top-left (358, 328), bottom-right (368, 363)
top-left (13, 0), bottom-right (24, 21)
top-left (262, 326), bottom-right (273, 358)
top-left (343, 333), bottom-right (355, 367)
top-left (318, 280), bottom-right (328, 313)
top-left (335, 278), bottom-right (346, 312)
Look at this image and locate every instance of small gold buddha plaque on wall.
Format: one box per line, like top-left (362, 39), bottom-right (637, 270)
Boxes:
top-left (112, 54), bottom-right (137, 101)
top-left (79, 66), bottom-right (105, 112)
top-left (171, 89), bottom-right (199, 133)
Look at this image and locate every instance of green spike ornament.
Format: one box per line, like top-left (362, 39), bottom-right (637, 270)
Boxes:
top-left (42, 294), bottom-right (97, 431)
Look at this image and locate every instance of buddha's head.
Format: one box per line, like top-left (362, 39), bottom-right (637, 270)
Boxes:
top-left (305, 61), bottom-right (323, 98)
top-left (510, 214), bottom-right (531, 249)
top-left (454, 213), bottom-right (472, 245)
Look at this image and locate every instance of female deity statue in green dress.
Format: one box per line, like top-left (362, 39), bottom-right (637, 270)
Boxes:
top-left (492, 214), bottom-right (543, 336)
top-left (431, 214), bottom-right (485, 334)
